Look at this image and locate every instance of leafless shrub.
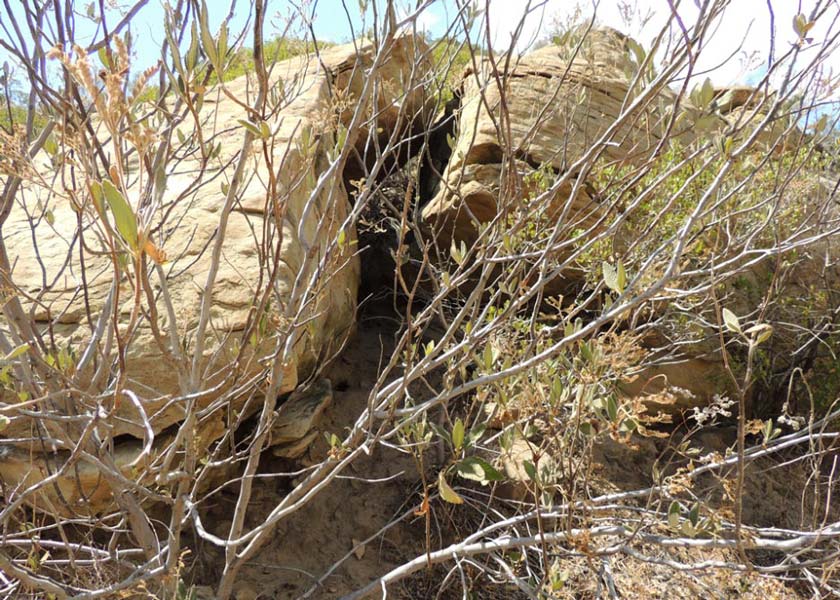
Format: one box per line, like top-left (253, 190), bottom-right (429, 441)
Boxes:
top-left (0, 1), bottom-right (839, 599)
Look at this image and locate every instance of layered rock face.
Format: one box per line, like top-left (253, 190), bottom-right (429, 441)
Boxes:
top-left (622, 195), bottom-right (840, 416)
top-left (1, 25), bottom-right (833, 516)
top-left (0, 36), bottom-right (431, 513)
top-left (421, 28), bottom-right (674, 248)
top-left (419, 28), bottom-right (838, 415)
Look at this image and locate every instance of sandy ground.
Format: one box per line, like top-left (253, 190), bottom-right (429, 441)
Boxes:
top-left (182, 303), bottom-right (831, 599)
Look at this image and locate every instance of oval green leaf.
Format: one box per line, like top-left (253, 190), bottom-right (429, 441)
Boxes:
top-left (102, 180), bottom-right (139, 251)
top-left (438, 471), bottom-right (463, 504)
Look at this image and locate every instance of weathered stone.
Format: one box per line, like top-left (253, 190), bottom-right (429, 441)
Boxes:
top-left (714, 86), bottom-right (767, 113)
top-left (497, 438), bottom-right (557, 502)
top-left (422, 27), bottom-right (677, 249)
top-left (423, 160), bottom-right (600, 248)
top-left (0, 35), bottom-right (431, 513)
top-left (627, 177), bottom-right (840, 415)
top-left (619, 356), bottom-right (731, 415)
top-left (269, 378), bottom-right (332, 456)
top-left (272, 430), bottom-right (319, 460)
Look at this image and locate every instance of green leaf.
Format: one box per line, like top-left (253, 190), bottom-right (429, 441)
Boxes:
top-left (323, 432), bottom-right (341, 449)
top-left (4, 344), bottom-right (29, 361)
top-left (627, 38), bottom-right (646, 67)
top-left (445, 132), bottom-right (455, 150)
top-left (601, 261), bottom-right (618, 290)
top-left (165, 24), bottom-right (186, 80)
top-left (689, 503), bottom-right (700, 527)
top-left (102, 180), bottom-right (139, 251)
top-left (700, 77), bottom-right (714, 107)
top-left (116, 251), bottom-right (131, 272)
top-left (450, 239), bottom-right (466, 266)
top-left (238, 119), bottom-right (262, 138)
top-left (716, 89), bottom-right (735, 110)
top-left (619, 417), bottom-right (638, 433)
top-left (763, 419), bottom-right (774, 443)
top-left (616, 261), bottom-right (627, 292)
top-left (815, 113), bottom-right (828, 134)
top-left (428, 421), bottom-right (449, 443)
top-left (551, 378), bottom-right (563, 401)
top-left (90, 181), bottom-right (105, 214)
top-left (523, 460), bottom-right (537, 481)
top-left (43, 136), bottom-right (58, 156)
top-left (217, 20), bottom-right (229, 60)
top-left (761, 419), bottom-right (781, 443)
top-left (473, 457), bottom-right (503, 481)
top-left (465, 423), bottom-right (486, 448)
top-left (335, 124), bottom-right (348, 149)
top-left (489, 343), bottom-right (501, 366)
top-left (455, 456), bottom-right (503, 485)
top-left (438, 471), bottom-right (463, 504)
top-left (723, 136), bottom-right (734, 157)
top-left (694, 114), bottom-right (719, 132)
top-left (300, 125), bottom-right (314, 153)
top-left (499, 428), bottom-right (514, 452)
top-left (668, 501), bottom-right (680, 529)
top-left (602, 260), bottom-right (627, 294)
top-left (0, 414), bottom-right (9, 432)
top-left (606, 395), bottom-right (618, 422)
top-left (746, 323), bottom-right (773, 345)
top-left (579, 340), bottom-right (593, 364)
top-left (482, 344), bottom-right (494, 370)
top-left (722, 307), bottom-right (741, 334)
top-left (455, 456), bottom-right (485, 482)
top-left (97, 46), bottom-right (110, 69)
top-left (199, 1), bottom-right (217, 67)
top-left (451, 418), bottom-right (465, 451)
top-left (186, 21), bottom-right (200, 72)
top-left (793, 13), bottom-right (810, 37)
top-left (259, 120), bottom-right (271, 140)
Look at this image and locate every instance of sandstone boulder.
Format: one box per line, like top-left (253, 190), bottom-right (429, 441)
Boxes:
top-left (0, 36), bottom-right (430, 513)
top-left (677, 84), bottom-right (803, 156)
top-left (422, 28), bottom-right (676, 249)
top-left (417, 27), bottom-right (837, 417)
top-left (270, 378), bottom-right (332, 458)
top-left (623, 173), bottom-right (839, 416)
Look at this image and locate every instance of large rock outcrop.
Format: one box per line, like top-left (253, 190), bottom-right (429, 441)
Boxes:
top-left (0, 36), bottom-right (431, 513)
top-left (629, 180), bottom-right (840, 416)
top-left (418, 28), bottom-right (838, 417)
top-left (421, 28), bottom-right (676, 249)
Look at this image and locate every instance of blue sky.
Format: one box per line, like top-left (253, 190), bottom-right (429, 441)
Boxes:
top-left (2, 0), bottom-right (838, 108)
top-left (0, 1), bottom-right (455, 79)
top-left (107, 0), bottom-right (456, 70)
